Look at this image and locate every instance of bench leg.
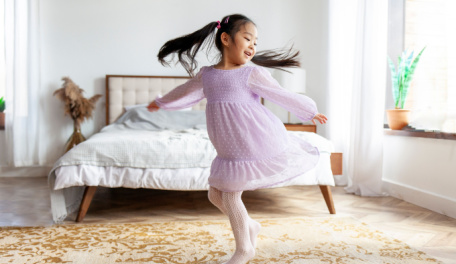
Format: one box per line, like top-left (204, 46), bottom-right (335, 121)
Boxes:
top-left (319, 185), bottom-right (336, 214)
top-left (76, 186), bottom-right (97, 222)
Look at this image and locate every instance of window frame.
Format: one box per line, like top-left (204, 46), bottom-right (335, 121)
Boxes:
top-left (385, 0), bottom-right (456, 140)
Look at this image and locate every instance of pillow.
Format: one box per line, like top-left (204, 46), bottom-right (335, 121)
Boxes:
top-left (125, 104), bottom-right (192, 112)
top-left (108, 106), bottom-right (207, 131)
top-left (124, 104), bottom-right (148, 111)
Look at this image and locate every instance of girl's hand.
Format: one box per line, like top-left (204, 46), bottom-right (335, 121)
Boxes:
top-left (147, 101), bottom-right (160, 112)
top-left (312, 113), bottom-right (328, 125)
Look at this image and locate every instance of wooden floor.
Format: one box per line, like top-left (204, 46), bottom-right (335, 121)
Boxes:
top-left (1, 177), bottom-right (456, 263)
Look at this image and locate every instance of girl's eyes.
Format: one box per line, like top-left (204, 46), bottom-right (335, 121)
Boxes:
top-left (245, 37), bottom-right (258, 46)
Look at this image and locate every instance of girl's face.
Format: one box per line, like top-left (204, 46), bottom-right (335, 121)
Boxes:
top-left (223, 22), bottom-right (258, 66)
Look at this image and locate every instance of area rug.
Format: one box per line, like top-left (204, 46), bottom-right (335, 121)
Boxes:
top-left (0, 217), bottom-right (441, 264)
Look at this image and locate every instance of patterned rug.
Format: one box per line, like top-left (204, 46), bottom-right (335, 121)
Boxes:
top-left (0, 217), bottom-right (441, 264)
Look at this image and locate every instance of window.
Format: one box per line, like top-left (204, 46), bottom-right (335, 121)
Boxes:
top-left (404, 0), bottom-right (456, 133)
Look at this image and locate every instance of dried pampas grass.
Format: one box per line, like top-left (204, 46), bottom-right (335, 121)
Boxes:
top-left (53, 77), bottom-right (102, 131)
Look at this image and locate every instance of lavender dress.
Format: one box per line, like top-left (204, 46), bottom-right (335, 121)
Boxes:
top-left (155, 65), bottom-right (320, 192)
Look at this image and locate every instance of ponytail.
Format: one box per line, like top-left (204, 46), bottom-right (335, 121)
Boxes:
top-left (157, 22), bottom-right (218, 77)
top-left (157, 14), bottom-right (301, 76)
top-left (252, 47), bottom-right (301, 70)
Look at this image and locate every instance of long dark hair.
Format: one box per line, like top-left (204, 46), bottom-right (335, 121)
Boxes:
top-left (157, 14), bottom-right (300, 77)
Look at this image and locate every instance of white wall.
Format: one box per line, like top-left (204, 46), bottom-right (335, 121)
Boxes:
top-left (382, 136), bottom-right (456, 218)
top-left (0, 0), bottom-right (330, 175)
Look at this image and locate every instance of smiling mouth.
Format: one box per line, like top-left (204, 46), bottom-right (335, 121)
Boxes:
top-left (244, 51), bottom-right (252, 57)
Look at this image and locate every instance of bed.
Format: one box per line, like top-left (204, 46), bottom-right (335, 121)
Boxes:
top-left (48, 74), bottom-right (342, 224)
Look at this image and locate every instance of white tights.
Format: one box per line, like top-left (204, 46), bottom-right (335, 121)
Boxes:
top-left (208, 187), bottom-right (261, 264)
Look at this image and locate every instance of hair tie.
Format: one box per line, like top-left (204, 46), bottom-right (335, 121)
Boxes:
top-left (224, 17), bottom-right (230, 24)
top-left (216, 21), bottom-right (221, 29)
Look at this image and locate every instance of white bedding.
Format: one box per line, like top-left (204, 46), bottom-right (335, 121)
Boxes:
top-left (53, 138), bottom-right (334, 191)
top-left (48, 108), bottom-right (335, 223)
top-left (53, 128), bottom-right (216, 169)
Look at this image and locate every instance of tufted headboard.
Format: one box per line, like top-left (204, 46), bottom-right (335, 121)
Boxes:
top-left (105, 75), bottom-right (208, 124)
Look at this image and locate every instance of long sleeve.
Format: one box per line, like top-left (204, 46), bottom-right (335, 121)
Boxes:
top-left (248, 66), bottom-right (318, 122)
top-left (154, 67), bottom-right (206, 110)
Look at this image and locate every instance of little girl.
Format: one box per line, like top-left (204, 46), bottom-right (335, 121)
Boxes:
top-left (147, 14), bottom-right (327, 264)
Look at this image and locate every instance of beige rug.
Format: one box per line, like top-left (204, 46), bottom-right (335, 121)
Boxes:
top-left (0, 217), bottom-right (441, 264)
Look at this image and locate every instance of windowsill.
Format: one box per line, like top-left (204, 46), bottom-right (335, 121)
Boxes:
top-left (384, 125), bottom-right (456, 140)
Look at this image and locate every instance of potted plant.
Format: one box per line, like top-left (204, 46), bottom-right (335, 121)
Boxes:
top-left (386, 47), bottom-right (426, 130)
top-left (0, 96), bottom-right (5, 129)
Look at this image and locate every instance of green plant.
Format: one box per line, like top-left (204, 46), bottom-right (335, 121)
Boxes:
top-left (387, 47), bottom-right (426, 109)
top-left (0, 97), bottom-right (5, 112)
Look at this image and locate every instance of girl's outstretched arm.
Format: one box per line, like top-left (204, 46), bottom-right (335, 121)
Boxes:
top-left (249, 66), bottom-right (326, 123)
top-left (148, 67), bottom-right (206, 111)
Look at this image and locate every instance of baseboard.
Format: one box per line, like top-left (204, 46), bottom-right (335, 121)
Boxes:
top-left (0, 166), bottom-right (52, 177)
top-left (383, 178), bottom-right (456, 219)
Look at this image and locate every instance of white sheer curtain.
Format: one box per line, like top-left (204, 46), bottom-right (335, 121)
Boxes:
top-left (327, 0), bottom-right (388, 196)
top-left (5, 0), bottom-right (43, 167)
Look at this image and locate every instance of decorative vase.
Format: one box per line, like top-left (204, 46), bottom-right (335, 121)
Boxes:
top-left (0, 112), bottom-right (4, 129)
top-left (386, 109), bottom-right (411, 130)
top-left (64, 126), bottom-right (86, 153)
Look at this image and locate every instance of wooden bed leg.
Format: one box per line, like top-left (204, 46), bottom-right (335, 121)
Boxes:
top-left (76, 186), bottom-right (97, 222)
top-left (319, 185), bottom-right (336, 214)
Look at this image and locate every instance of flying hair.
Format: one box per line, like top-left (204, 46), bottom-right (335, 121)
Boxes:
top-left (157, 14), bottom-right (301, 77)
